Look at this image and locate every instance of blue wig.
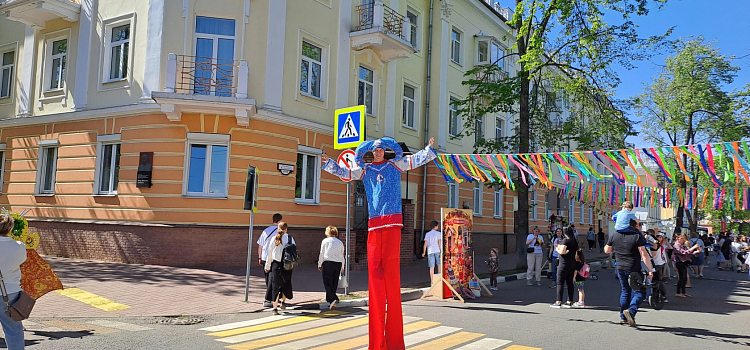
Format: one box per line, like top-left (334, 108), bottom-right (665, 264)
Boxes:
top-left (354, 137), bottom-right (404, 167)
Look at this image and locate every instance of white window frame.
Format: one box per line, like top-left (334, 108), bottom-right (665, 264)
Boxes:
top-left (44, 36), bottom-right (68, 92)
top-left (295, 145), bottom-right (322, 205)
top-left (182, 133), bottom-right (230, 198)
top-left (494, 187), bottom-right (503, 218)
top-left (530, 190), bottom-right (537, 220)
top-left (358, 65), bottom-right (375, 116)
top-left (475, 116), bottom-right (484, 142)
top-left (402, 83), bottom-right (416, 129)
top-left (473, 181), bottom-right (482, 216)
top-left (589, 207), bottom-right (593, 225)
top-left (449, 98), bottom-right (459, 137)
top-left (447, 181), bottom-right (459, 208)
top-left (406, 9), bottom-right (419, 50)
top-left (475, 37), bottom-right (505, 70)
top-left (569, 199), bottom-right (575, 223)
top-left (299, 40), bottom-right (325, 100)
top-left (103, 20), bottom-right (132, 83)
top-left (450, 28), bottom-right (462, 65)
top-left (495, 117), bottom-right (504, 142)
top-left (193, 16), bottom-right (237, 97)
top-left (580, 203), bottom-right (585, 223)
top-left (93, 134), bottom-right (121, 195)
top-left (35, 140), bottom-right (59, 195)
top-left (0, 48), bottom-right (15, 99)
top-left (0, 143), bottom-right (5, 194)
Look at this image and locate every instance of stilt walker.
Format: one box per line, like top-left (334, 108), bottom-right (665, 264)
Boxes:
top-left (322, 137), bottom-right (437, 350)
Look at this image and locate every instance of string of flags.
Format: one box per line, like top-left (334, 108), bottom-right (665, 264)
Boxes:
top-left (432, 140), bottom-right (750, 210)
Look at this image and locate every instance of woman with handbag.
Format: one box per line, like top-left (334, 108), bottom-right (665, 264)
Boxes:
top-left (0, 213), bottom-right (27, 350)
top-left (525, 227), bottom-right (545, 286)
top-left (551, 226), bottom-right (579, 308)
top-left (318, 226), bottom-right (345, 310)
top-left (672, 233), bottom-right (701, 298)
top-left (264, 222), bottom-right (295, 315)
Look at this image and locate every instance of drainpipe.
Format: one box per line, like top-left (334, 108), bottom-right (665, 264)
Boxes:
top-left (420, 0), bottom-right (435, 242)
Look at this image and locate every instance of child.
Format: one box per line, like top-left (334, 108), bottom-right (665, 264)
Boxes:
top-left (611, 201), bottom-right (640, 234)
top-left (485, 248), bottom-right (499, 291)
top-left (572, 249), bottom-right (588, 308)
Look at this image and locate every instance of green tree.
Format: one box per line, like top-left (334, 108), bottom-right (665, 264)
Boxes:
top-left (633, 37), bottom-right (750, 236)
top-left (454, 0), bottom-right (672, 268)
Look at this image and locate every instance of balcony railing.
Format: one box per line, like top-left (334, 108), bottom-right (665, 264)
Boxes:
top-left (356, 1), bottom-right (406, 41)
top-left (164, 53), bottom-right (249, 99)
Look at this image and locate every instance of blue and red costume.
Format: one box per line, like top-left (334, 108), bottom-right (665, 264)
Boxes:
top-left (323, 137), bottom-right (437, 350)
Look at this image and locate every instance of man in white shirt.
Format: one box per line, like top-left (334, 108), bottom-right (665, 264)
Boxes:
top-left (422, 221), bottom-right (442, 281)
top-left (257, 213), bottom-right (282, 307)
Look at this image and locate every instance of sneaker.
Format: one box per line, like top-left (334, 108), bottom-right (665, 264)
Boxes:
top-left (549, 283), bottom-right (556, 289)
top-left (572, 302), bottom-right (585, 308)
top-left (330, 300), bottom-right (339, 311)
top-left (280, 302), bottom-right (287, 310)
top-left (272, 309), bottom-right (279, 315)
top-left (537, 282), bottom-right (542, 286)
top-left (619, 320), bottom-right (628, 325)
top-left (550, 303), bottom-right (562, 308)
top-left (561, 303), bottom-right (572, 309)
top-left (663, 298), bottom-right (669, 303)
top-left (263, 301), bottom-right (273, 308)
top-left (698, 274), bottom-right (704, 278)
top-left (527, 281), bottom-right (534, 286)
top-left (490, 286), bottom-right (498, 291)
top-left (623, 309), bottom-right (636, 327)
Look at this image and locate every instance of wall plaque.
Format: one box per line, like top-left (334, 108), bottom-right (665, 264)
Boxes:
top-left (136, 152), bottom-right (154, 188)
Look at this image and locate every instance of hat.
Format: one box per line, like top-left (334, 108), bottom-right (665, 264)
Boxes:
top-left (656, 232), bottom-right (666, 237)
top-left (354, 137), bottom-right (403, 167)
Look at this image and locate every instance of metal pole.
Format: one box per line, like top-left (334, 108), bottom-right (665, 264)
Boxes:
top-left (244, 210), bottom-right (255, 302)
top-left (345, 182), bottom-right (352, 295)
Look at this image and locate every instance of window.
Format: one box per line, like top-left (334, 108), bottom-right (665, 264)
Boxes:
top-left (36, 144), bottom-right (58, 195)
top-left (194, 16), bottom-right (235, 97)
top-left (447, 181), bottom-right (459, 208)
top-left (0, 51), bottom-right (14, 98)
top-left (476, 38), bottom-right (504, 72)
top-left (106, 24), bottom-right (130, 81)
top-left (300, 41), bottom-right (323, 99)
top-left (530, 190), bottom-right (537, 220)
top-left (494, 187), bottom-right (503, 218)
top-left (495, 117), bottom-right (504, 142)
top-left (450, 29), bottom-right (461, 64)
top-left (358, 66), bottom-right (374, 116)
top-left (0, 149), bottom-right (5, 194)
top-left (473, 181), bottom-right (482, 215)
top-left (95, 139), bottom-right (121, 195)
top-left (449, 98), bottom-right (459, 137)
top-left (580, 203), bottom-right (584, 223)
top-left (46, 39), bottom-right (67, 91)
top-left (569, 199), bottom-right (575, 223)
top-left (295, 146), bottom-right (321, 204)
top-left (491, 41), bottom-right (504, 71)
top-left (589, 207), bottom-right (593, 224)
top-left (475, 117), bottom-right (484, 142)
top-left (477, 40), bottom-right (488, 64)
top-left (406, 10), bottom-right (418, 49)
top-left (402, 84), bottom-right (416, 128)
top-left (184, 133), bottom-right (229, 197)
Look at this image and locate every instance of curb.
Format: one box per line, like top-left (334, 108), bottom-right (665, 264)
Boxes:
top-left (317, 288), bottom-right (428, 310)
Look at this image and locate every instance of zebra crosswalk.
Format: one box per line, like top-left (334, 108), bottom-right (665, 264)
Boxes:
top-left (198, 310), bottom-right (540, 350)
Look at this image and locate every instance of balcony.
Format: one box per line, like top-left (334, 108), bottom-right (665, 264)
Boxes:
top-left (0, 0), bottom-right (80, 29)
top-left (350, 0), bottom-right (416, 62)
top-left (151, 53), bottom-right (256, 127)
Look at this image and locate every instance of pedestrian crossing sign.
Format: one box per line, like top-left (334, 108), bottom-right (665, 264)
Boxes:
top-left (334, 105), bottom-right (365, 149)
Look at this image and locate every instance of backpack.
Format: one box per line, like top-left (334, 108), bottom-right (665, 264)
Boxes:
top-left (282, 234), bottom-right (300, 270)
top-left (721, 239), bottom-right (732, 253)
top-left (579, 263), bottom-right (590, 278)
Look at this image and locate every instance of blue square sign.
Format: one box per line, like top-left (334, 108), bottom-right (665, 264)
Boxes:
top-left (334, 105), bottom-right (365, 149)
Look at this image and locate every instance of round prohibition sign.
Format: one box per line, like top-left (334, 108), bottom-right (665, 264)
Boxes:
top-left (337, 149), bottom-right (356, 182)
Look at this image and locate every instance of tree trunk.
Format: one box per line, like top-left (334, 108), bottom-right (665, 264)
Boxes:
top-left (515, 55), bottom-right (531, 270)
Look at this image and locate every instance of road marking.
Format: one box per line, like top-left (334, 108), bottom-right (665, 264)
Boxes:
top-left (271, 316), bottom-right (425, 350)
top-left (217, 314), bottom-right (367, 344)
top-left (226, 314), bottom-right (370, 350)
top-left (54, 288), bottom-right (129, 311)
top-left (85, 320), bottom-right (152, 331)
top-left (310, 319), bottom-right (440, 350)
top-left (198, 314), bottom-right (293, 332)
top-left (207, 310), bottom-right (347, 337)
top-left (504, 345), bottom-right (543, 350)
top-left (453, 338), bottom-right (512, 350)
top-left (407, 331), bottom-right (484, 350)
top-left (43, 320), bottom-right (120, 335)
top-left (402, 326), bottom-right (462, 347)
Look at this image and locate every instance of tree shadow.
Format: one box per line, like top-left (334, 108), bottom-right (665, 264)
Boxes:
top-left (635, 324), bottom-right (750, 347)
top-left (0, 329), bottom-right (95, 347)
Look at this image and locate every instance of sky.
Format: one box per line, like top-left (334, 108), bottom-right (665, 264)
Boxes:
top-left (609, 0), bottom-right (750, 148)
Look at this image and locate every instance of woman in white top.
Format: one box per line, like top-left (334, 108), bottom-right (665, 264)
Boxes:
top-left (548, 228), bottom-right (563, 288)
top-left (264, 222), bottom-right (295, 314)
top-left (651, 233), bottom-right (671, 303)
top-left (525, 227), bottom-right (545, 286)
top-left (318, 226), bottom-right (345, 310)
top-left (0, 213), bottom-right (27, 350)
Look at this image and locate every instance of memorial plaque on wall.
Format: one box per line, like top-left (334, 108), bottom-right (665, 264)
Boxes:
top-left (136, 152), bottom-right (154, 188)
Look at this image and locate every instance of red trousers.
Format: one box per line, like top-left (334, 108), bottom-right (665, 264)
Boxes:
top-left (368, 226), bottom-right (404, 350)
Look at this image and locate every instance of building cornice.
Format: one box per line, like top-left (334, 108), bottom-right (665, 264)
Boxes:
top-left (0, 103), bottom-right (161, 127)
top-left (255, 107), bottom-right (334, 135)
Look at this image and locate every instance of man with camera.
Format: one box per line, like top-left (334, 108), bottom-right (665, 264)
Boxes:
top-left (604, 201), bottom-right (653, 327)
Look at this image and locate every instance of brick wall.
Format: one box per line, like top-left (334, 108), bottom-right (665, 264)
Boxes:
top-left (400, 199), bottom-right (415, 266)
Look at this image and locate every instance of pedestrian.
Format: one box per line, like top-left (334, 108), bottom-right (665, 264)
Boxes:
top-left (258, 213), bottom-right (282, 308)
top-left (719, 234), bottom-right (733, 270)
top-left (689, 235), bottom-right (706, 278)
top-left (0, 213), bottom-right (27, 350)
top-left (672, 233), bottom-right (701, 298)
top-left (526, 227), bottom-right (545, 286)
top-left (738, 236), bottom-right (749, 273)
top-left (422, 220), bottom-right (442, 281)
top-left (572, 249), bottom-right (588, 308)
top-left (612, 201), bottom-right (640, 234)
top-left (322, 136), bottom-right (437, 349)
top-left (551, 226), bottom-right (579, 308)
top-left (731, 236), bottom-right (745, 272)
top-left (264, 221), bottom-right (295, 315)
top-left (549, 228), bottom-right (563, 289)
top-left (318, 225), bottom-right (345, 310)
top-left (598, 227), bottom-right (605, 253)
top-left (586, 227), bottom-right (596, 252)
top-left (485, 248), bottom-right (499, 291)
top-left (604, 217), bottom-right (653, 327)
top-left (651, 232), bottom-right (670, 304)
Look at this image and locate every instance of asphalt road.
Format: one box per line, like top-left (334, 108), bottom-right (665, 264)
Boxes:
top-left (6, 265), bottom-right (749, 350)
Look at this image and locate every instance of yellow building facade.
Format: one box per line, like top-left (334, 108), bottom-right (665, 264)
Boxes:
top-left (0, 0), bottom-right (612, 268)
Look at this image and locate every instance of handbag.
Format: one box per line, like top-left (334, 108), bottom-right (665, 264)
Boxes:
top-left (0, 268), bottom-right (36, 321)
top-left (338, 274), bottom-right (348, 289)
top-left (527, 247), bottom-right (535, 253)
top-left (282, 234), bottom-right (300, 271)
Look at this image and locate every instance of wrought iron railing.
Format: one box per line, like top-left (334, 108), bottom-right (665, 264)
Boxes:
top-left (175, 55), bottom-right (237, 97)
top-left (355, 2), bottom-right (406, 40)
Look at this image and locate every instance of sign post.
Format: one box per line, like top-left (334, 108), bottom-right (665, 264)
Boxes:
top-left (337, 150), bottom-right (356, 295)
top-left (243, 165), bottom-right (259, 302)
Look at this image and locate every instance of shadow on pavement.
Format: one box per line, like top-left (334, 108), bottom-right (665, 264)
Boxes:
top-left (634, 324), bottom-right (750, 347)
top-left (0, 330), bottom-right (95, 348)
